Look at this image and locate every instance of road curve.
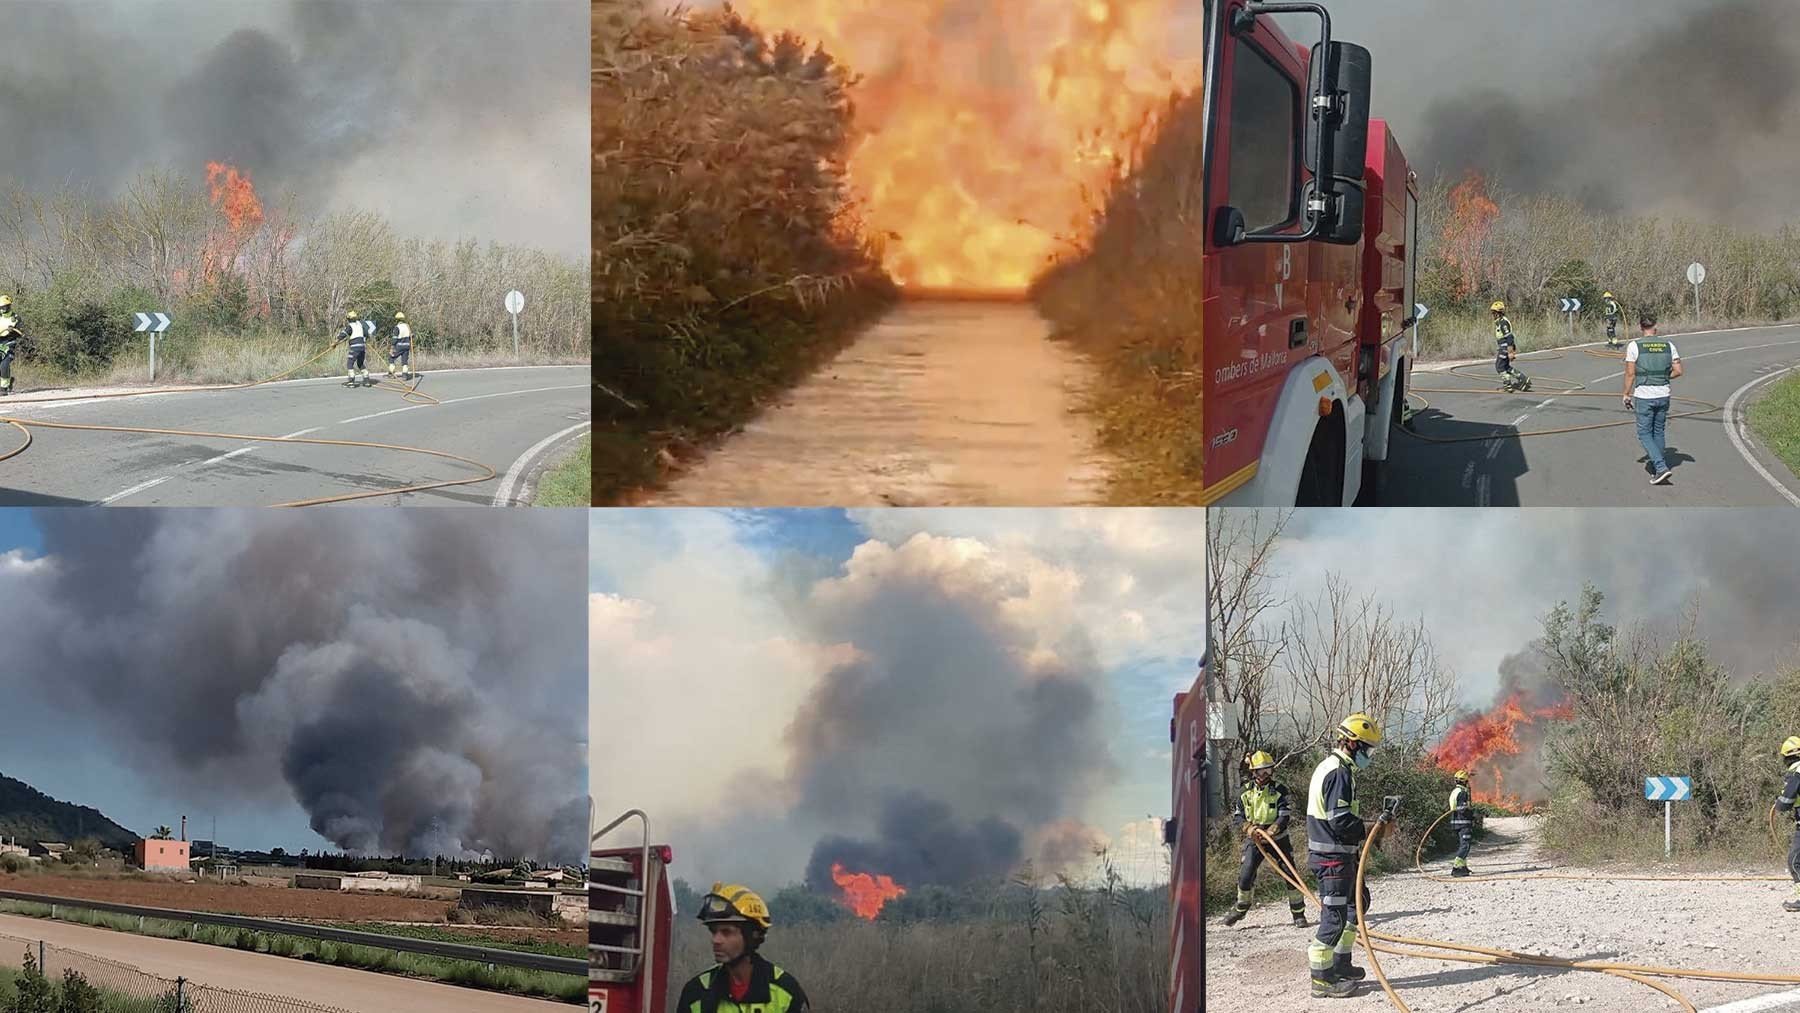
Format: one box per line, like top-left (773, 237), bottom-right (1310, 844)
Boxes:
top-left (0, 365), bottom-right (589, 507)
top-left (1386, 325), bottom-right (1800, 506)
top-left (0, 912), bottom-right (568, 1012)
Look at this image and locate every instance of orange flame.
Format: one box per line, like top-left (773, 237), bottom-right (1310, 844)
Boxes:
top-left (726, 0), bottom-right (1203, 291)
top-left (201, 161), bottom-right (266, 282)
top-left (1432, 693), bottom-right (1571, 808)
top-left (1442, 171), bottom-right (1501, 299)
top-left (829, 862), bottom-right (905, 920)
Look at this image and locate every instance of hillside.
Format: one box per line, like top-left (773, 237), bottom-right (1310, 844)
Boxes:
top-left (0, 772), bottom-right (139, 852)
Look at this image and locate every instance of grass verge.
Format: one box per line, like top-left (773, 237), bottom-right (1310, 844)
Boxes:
top-left (1748, 371), bottom-right (1800, 480)
top-left (532, 434), bottom-right (591, 506)
top-left (0, 899), bottom-right (583, 1004)
top-left (315, 921), bottom-right (582, 959)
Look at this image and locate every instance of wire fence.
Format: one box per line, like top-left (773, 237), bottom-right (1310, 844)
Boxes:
top-left (0, 930), bottom-right (354, 1013)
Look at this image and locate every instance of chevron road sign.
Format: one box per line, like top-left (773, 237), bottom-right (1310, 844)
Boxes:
top-left (1645, 776), bottom-right (1692, 801)
top-left (133, 311), bottom-right (172, 380)
top-left (1559, 297), bottom-right (1584, 313)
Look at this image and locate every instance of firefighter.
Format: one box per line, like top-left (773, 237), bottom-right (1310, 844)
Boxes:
top-left (1776, 737), bottom-right (1800, 913)
top-left (1222, 751), bottom-right (1308, 928)
top-left (1601, 291), bottom-right (1624, 347)
top-left (386, 311), bottom-right (413, 380)
top-left (1448, 770), bottom-right (1475, 877)
top-left (0, 295), bottom-right (19, 396)
top-left (1491, 301), bottom-right (1531, 392)
top-left (335, 311), bottom-right (371, 387)
top-left (1306, 713), bottom-right (1392, 1000)
top-left (678, 883), bottom-right (811, 1013)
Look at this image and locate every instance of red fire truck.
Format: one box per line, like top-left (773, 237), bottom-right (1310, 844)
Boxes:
top-left (590, 808), bottom-right (675, 1013)
top-left (1168, 655), bottom-right (1213, 1013)
top-left (1195, 0), bottom-right (1419, 507)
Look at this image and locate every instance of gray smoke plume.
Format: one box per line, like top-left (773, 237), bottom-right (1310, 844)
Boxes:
top-left (779, 542), bottom-right (1118, 892)
top-left (1310, 0), bottom-right (1799, 224)
top-left (0, 0), bottom-right (586, 255)
top-left (14, 510), bottom-right (586, 864)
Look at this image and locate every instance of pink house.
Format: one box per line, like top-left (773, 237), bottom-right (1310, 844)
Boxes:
top-left (135, 838), bottom-right (190, 872)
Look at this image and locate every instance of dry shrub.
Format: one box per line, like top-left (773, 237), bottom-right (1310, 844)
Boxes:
top-left (594, 0), bottom-right (896, 501)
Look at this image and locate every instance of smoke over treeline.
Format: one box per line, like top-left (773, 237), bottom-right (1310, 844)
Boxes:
top-left (1348, 0), bottom-right (1799, 225)
top-left (3, 510), bottom-right (587, 864)
top-left (0, 0), bottom-right (586, 255)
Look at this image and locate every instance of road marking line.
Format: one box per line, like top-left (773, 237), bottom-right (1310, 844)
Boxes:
top-left (1722, 365), bottom-right (1800, 508)
top-left (4, 364), bottom-right (586, 414)
top-left (97, 384), bottom-right (585, 505)
top-left (1461, 462), bottom-right (1474, 489)
top-left (1477, 473), bottom-right (1491, 506)
top-left (1510, 413), bottom-right (1531, 427)
top-left (493, 421), bottom-right (592, 506)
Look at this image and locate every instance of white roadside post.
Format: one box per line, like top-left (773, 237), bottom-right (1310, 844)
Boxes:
top-left (505, 289), bottom-right (525, 358)
top-left (1413, 302), bottom-right (1429, 360)
top-left (1687, 263), bottom-right (1707, 318)
top-left (134, 312), bottom-right (172, 381)
top-left (1645, 775), bottom-right (1693, 858)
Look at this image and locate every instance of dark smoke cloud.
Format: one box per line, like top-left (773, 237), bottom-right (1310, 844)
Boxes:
top-left (0, 1), bottom-right (585, 255)
top-left (1305, 0), bottom-right (1798, 224)
top-left (781, 545), bottom-right (1117, 890)
top-left (12, 510), bottom-right (586, 864)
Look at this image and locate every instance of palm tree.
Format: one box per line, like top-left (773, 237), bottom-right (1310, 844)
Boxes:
top-left (152, 826), bottom-right (173, 840)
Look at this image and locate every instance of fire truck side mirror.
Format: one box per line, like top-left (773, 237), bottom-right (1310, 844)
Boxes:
top-left (1307, 39), bottom-right (1373, 246)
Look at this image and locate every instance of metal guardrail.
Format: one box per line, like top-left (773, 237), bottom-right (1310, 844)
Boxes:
top-left (0, 888), bottom-right (586, 977)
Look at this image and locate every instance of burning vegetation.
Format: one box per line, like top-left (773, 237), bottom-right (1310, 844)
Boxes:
top-left (1432, 692), bottom-right (1572, 812)
top-left (829, 862), bottom-right (907, 920)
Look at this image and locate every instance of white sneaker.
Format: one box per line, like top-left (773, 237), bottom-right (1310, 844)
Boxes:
top-left (1651, 470), bottom-right (1672, 485)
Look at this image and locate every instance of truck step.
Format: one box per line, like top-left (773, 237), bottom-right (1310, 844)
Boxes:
top-left (590, 909), bottom-right (641, 928)
top-left (589, 857), bottom-right (635, 875)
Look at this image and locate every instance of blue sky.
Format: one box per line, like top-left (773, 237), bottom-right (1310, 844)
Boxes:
top-left (591, 508), bottom-right (1204, 887)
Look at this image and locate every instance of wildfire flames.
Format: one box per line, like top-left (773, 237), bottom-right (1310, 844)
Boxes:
top-left (1442, 171), bottom-right (1501, 298)
top-left (202, 161), bottom-right (266, 281)
top-left (726, 0), bottom-right (1204, 291)
top-left (1432, 693), bottom-right (1572, 810)
top-left (830, 862), bottom-right (906, 920)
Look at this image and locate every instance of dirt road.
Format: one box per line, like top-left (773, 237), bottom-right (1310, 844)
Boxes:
top-left (645, 300), bottom-right (1116, 506)
top-left (0, 874), bottom-right (449, 922)
top-left (0, 913), bottom-right (564, 1012)
top-left (1205, 817), bottom-right (1800, 1012)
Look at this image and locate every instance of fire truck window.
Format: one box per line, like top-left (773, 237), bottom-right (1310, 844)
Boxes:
top-left (1228, 42), bottom-right (1298, 233)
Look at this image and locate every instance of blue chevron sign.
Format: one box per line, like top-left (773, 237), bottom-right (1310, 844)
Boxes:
top-left (1645, 776), bottom-right (1691, 802)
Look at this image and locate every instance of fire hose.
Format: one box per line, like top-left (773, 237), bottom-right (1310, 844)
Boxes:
top-left (1409, 808), bottom-right (1788, 884)
top-left (1401, 348), bottom-right (1722, 444)
top-left (0, 338), bottom-right (495, 507)
top-left (1243, 818), bottom-right (1800, 1013)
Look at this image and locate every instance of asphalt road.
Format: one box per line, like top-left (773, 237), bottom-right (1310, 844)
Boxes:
top-left (0, 913), bottom-right (566, 1012)
top-left (0, 365), bottom-right (590, 507)
top-left (1385, 325), bottom-right (1800, 506)
top-left (644, 300), bottom-right (1115, 506)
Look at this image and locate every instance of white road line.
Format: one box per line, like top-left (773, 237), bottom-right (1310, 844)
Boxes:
top-left (98, 384), bottom-right (585, 505)
top-left (1461, 462), bottom-right (1475, 489)
top-left (492, 421), bottom-right (591, 507)
top-left (3, 363), bottom-right (586, 414)
top-left (1722, 366), bottom-right (1800, 508)
top-left (1700, 987), bottom-right (1800, 1013)
top-left (1510, 413), bottom-right (1531, 427)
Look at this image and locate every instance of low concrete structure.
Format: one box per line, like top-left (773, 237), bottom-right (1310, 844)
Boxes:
top-left (455, 887), bottom-right (585, 925)
top-left (293, 870), bottom-right (424, 893)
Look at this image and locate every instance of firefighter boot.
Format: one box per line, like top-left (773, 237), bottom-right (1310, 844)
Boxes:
top-left (1452, 865), bottom-right (1471, 878)
top-left (1311, 970), bottom-right (1357, 999)
top-left (1222, 907), bottom-right (1247, 927)
top-left (1292, 909), bottom-right (1309, 927)
top-left (1784, 899), bottom-right (1800, 913)
top-left (1333, 952), bottom-right (1367, 982)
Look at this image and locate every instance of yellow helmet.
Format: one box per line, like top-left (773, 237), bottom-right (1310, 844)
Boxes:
top-left (1454, 769), bottom-right (1470, 782)
top-left (1490, 301), bottom-right (1507, 313)
top-left (1339, 712), bottom-right (1383, 746)
top-left (394, 311), bottom-right (407, 321)
top-left (1603, 291), bottom-right (1615, 298)
top-left (345, 311), bottom-right (357, 321)
top-left (0, 295), bottom-right (12, 311)
top-left (698, 882), bottom-right (772, 930)
top-left (1781, 736), bottom-right (1800, 759)
top-left (1248, 750), bottom-right (1276, 771)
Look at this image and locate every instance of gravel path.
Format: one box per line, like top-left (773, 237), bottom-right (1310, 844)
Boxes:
top-left (1205, 816), bottom-right (1800, 1012)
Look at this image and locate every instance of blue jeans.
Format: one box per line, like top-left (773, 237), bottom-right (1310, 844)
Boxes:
top-left (1634, 396), bottom-right (1671, 474)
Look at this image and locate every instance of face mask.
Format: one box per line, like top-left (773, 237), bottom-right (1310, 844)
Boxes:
top-left (1352, 749), bottom-right (1372, 770)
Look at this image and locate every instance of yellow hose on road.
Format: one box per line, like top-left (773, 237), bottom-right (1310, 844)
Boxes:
top-left (0, 337), bottom-right (491, 506)
top-left (1240, 822), bottom-right (1800, 1013)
